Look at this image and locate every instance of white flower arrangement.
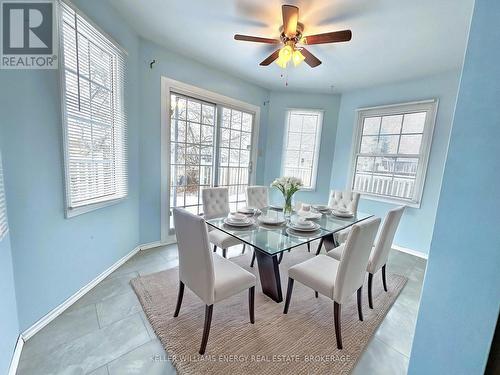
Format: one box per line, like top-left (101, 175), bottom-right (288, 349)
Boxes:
top-left (271, 176), bottom-right (303, 214)
top-left (271, 176), bottom-right (303, 195)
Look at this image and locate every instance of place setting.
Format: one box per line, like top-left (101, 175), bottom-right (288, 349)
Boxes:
top-left (286, 217), bottom-right (321, 237)
top-left (296, 203), bottom-right (323, 220)
top-left (223, 212), bottom-right (256, 229)
top-left (237, 206), bottom-right (261, 216)
top-left (256, 210), bottom-right (286, 229)
top-left (330, 207), bottom-right (355, 218)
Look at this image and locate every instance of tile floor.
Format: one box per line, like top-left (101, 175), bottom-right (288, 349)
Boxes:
top-left (16, 244), bottom-right (426, 375)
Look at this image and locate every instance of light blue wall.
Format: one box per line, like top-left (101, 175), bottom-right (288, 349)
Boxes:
top-left (329, 71), bottom-right (461, 253)
top-left (409, 1), bottom-right (500, 373)
top-left (0, 232), bottom-right (19, 375)
top-left (0, 0), bottom-right (141, 330)
top-left (138, 39), bottom-right (270, 243)
top-left (263, 91), bottom-right (341, 205)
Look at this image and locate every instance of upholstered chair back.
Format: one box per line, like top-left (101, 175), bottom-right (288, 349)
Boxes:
top-left (246, 186), bottom-right (269, 209)
top-left (202, 187), bottom-right (230, 220)
top-left (328, 190), bottom-right (361, 213)
top-left (173, 208), bottom-right (215, 305)
top-left (368, 206), bottom-right (405, 274)
top-left (334, 217), bottom-right (381, 303)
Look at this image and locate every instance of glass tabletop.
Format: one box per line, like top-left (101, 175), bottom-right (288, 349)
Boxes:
top-left (205, 208), bottom-right (373, 256)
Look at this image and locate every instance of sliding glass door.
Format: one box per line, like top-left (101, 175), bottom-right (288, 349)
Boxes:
top-left (169, 92), bottom-right (255, 230)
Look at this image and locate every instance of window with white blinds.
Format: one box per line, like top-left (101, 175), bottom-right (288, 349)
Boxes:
top-left (60, 2), bottom-right (127, 216)
top-left (0, 152), bottom-right (8, 241)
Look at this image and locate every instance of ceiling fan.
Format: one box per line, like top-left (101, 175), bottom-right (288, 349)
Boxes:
top-left (234, 4), bottom-right (352, 68)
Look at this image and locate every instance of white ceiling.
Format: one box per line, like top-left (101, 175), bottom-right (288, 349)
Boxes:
top-left (109, 0), bottom-right (474, 93)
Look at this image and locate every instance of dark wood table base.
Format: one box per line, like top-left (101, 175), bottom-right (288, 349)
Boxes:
top-left (255, 251), bottom-right (283, 302)
top-left (316, 233), bottom-right (338, 255)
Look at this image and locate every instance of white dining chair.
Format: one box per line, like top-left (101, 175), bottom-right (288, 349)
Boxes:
top-left (328, 190), bottom-right (361, 245)
top-left (283, 217), bottom-right (381, 349)
top-left (328, 190), bottom-right (360, 213)
top-left (202, 187), bottom-right (244, 258)
top-left (172, 208), bottom-right (256, 354)
top-left (246, 186), bottom-right (269, 209)
top-left (327, 206), bottom-right (405, 309)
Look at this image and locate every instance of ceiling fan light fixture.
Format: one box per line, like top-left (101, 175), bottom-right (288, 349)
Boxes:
top-left (292, 49), bottom-right (305, 66)
top-left (275, 44), bottom-right (293, 68)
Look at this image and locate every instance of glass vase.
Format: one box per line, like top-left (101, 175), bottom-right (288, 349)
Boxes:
top-left (283, 194), bottom-right (294, 218)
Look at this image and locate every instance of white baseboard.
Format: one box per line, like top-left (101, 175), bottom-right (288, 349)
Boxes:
top-left (393, 244), bottom-right (428, 260)
top-left (141, 237), bottom-right (176, 251)
top-left (8, 335), bottom-right (24, 375)
top-left (21, 244), bottom-right (143, 341)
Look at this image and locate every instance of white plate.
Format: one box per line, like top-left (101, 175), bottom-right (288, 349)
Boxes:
top-left (224, 218), bottom-right (254, 227)
top-left (313, 205), bottom-right (330, 211)
top-left (287, 222), bottom-right (320, 232)
top-left (297, 211), bottom-right (322, 220)
top-left (258, 216), bottom-right (285, 225)
top-left (286, 228), bottom-right (321, 237)
top-left (237, 207), bottom-right (256, 214)
top-left (269, 204), bottom-right (284, 211)
top-left (331, 210), bottom-right (354, 218)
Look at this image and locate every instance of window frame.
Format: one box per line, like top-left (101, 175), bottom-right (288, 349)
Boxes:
top-left (58, 0), bottom-right (128, 218)
top-left (281, 108), bottom-right (324, 191)
top-left (348, 99), bottom-right (438, 208)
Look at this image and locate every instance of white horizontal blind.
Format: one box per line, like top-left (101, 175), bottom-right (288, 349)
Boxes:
top-left (61, 2), bottom-right (127, 210)
top-left (282, 110), bottom-right (323, 189)
top-left (0, 152), bottom-right (8, 241)
top-left (351, 101), bottom-right (437, 204)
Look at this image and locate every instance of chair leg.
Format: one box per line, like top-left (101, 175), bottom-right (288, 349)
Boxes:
top-left (199, 304), bottom-right (214, 355)
top-left (382, 264), bottom-right (388, 292)
top-left (334, 302), bottom-right (342, 349)
top-left (357, 286), bottom-right (363, 321)
top-left (241, 244), bottom-right (246, 254)
top-left (222, 248), bottom-right (227, 258)
top-left (283, 278), bottom-right (294, 314)
top-left (307, 242), bottom-right (311, 252)
top-left (368, 273), bottom-right (374, 309)
top-left (249, 286), bottom-right (255, 324)
top-left (213, 245), bottom-right (217, 252)
top-left (315, 291), bottom-right (319, 298)
top-left (250, 250), bottom-right (256, 268)
top-left (173, 281), bottom-right (184, 317)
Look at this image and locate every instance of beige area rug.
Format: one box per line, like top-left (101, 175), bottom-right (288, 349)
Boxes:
top-left (131, 247), bottom-right (407, 374)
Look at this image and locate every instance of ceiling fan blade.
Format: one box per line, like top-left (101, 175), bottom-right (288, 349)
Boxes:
top-left (259, 49), bottom-right (280, 66)
top-left (301, 48), bottom-right (322, 67)
top-left (302, 30), bottom-right (352, 45)
top-left (234, 34), bottom-right (281, 44)
top-left (282, 5), bottom-right (299, 36)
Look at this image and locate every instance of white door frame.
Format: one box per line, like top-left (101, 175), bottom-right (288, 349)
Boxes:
top-left (160, 76), bottom-right (261, 242)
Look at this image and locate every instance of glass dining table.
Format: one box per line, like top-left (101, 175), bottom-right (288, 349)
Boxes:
top-left (206, 208), bottom-right (373, 303)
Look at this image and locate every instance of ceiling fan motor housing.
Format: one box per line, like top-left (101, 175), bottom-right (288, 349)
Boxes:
top-left (279, 22), bottom-right (304, 45)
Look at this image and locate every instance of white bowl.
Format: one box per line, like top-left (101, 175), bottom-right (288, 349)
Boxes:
top-left (228, 213), bottom-right (247, 221)
top-left (238, 207), bottom-right (256, 214)
top-left (292, 219), bottom-right (314, 228)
